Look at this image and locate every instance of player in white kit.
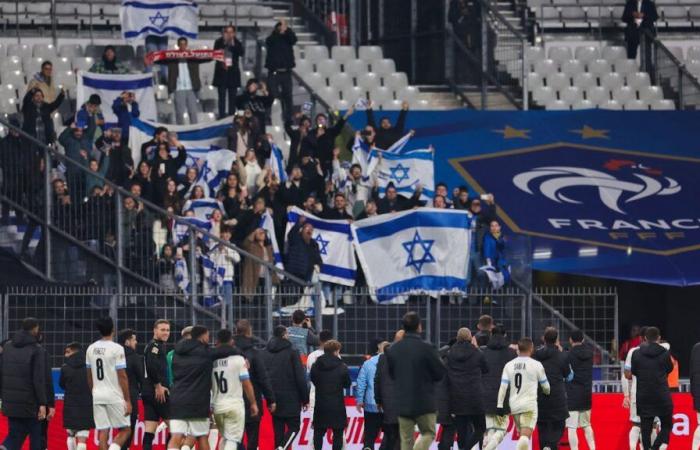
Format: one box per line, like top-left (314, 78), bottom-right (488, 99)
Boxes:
top-left (490, 337), bottom-right (550, 450)
top-left (86, 317), bottom-right (133, 450)
top-left (212, 329), bottom-right (259, 450)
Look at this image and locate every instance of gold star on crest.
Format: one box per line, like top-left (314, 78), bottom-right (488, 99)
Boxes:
top-left (570, 125), bottom-right (609, 139)
top-left (493, 125), bottom-right (530, 139)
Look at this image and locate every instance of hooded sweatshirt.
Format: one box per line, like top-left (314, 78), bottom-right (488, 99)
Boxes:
top-left (481, 334), bottom-right (517, 414)
top-left (566, 344), bottom-right (594, 411)
top-left (631, 342), bottom-right (673, 417)
top-left (534, 343), bottom-right (572, 422)
top-left (235, 335), bottom-right (276, 419)
top-left (446, 340), bottom-right (488, 415)
top-left (0, 330), bottom-right (48, 418)
top-left (309, 353), bottom-right (351, 429)
top-left (59, 351), bottom-right (95, 430)
top-left (169, 338), bottom-right (213, 419)
top-left (263, 337), bottom-right (308, 417)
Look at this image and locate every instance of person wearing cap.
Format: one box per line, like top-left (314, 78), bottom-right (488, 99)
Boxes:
top-left (26, 61), bottom-right (59, 104)
top-left (21, 86), bottom-right (65, 146)
top-left (76, 94), bottom-right (105, 144)
top-left (89, 46), bottom-right (130, 74)
top-left (213, 25), bottom-right (245, 119)
top-left (265, 19), bottom-right (297, 123)
top-left (112, 91), bottom-right (140, 143)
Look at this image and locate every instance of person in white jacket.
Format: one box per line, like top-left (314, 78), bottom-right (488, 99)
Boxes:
top-left (211, 226), bottom-right (241, 326)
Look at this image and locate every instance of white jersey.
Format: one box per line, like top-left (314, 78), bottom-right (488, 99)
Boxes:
top-left (498, 356), bottom-right (550, 414)
top-left (211, 354), bottom-right (250, 414)
top-left (86, 339), bottom-right (127, 405)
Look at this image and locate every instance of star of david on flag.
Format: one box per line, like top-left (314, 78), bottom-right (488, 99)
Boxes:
top-left (315, 233), bottom-right (330, 256)
top-left (389, 163), bottom-right (411, 184)
top-left (402, 231), bottom-right (435, 273)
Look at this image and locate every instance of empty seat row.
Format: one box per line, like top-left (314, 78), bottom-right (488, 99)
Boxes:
top-left (315, 85), bottom-right (420, 104)
top-left (526, 45), bottom-right (628, 64)
top-left (532, 85), bottom-right (664, 105)
top-left (305, 71), bottom-right (409, 91)
top-left (298, 45), bottom-right (385, 64)
top-left (530, 58), bottom-right (640, 77)
top-left (295, 58), bottom-right (397, 76)
top-left (544, 98), bottom-right (675, 110)
top-left (528, 71), bottom-right (652, 90)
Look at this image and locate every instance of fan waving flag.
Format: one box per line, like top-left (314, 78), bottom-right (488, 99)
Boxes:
top-left (77, 72), bottom-right (157, 125)
top-left (120, 0), bottom-right (199, 41)
top-left (352, 208), bottom-right (472, 302)
top-left (260, 212), bottom-right (285, 275)
top-left (285, 207), bottom-right (356, 287)
top-left (269, 143), bottom-right (288, 183)
top-left (369, 148), bottom-right (435, 201)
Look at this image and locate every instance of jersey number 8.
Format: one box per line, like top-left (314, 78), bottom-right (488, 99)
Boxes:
top-left (96, 358), bottom-right (104, 381)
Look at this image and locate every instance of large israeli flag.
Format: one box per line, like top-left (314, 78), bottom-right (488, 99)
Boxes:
top-left (77, 72), bottom-right (157, 125)
top-left (369, 148), bottom-right (434, 200)
top-left (352, 208), bottom-right (472, 301)
top-left (260, 211), bottom-right (284, 274)
top-left (120, 0), bottom-right (199, 41)
top-left (285, 207), bottom-right (356, 287)
top-left (352, 132), bottom-right (414, 180)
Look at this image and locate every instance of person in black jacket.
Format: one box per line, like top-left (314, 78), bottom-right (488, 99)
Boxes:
top-left (304, 108), bottom-right (354, 176)
top-left (480, 324), bottom-right (516, 450)
top-left (168, 326), bottom-right (214, 449)
top-left (630, 326), bottom-right (673, 450)
top-left (21, 87), bottom-right (65, 146)
top-left (59, 342), bottom-right (95, 450)
top-left (142, 319), bottom-right (171, 450)
top-left (533, 327), bottom-right (572, 450)
top-left (309, 340), bottom-right (352, 450)
top-left (285, 113), bottom-right (312, 172)
top-left (622, 0), bottom-right (658, 59)
top-left (285, 217), bottom-right (322, 283)
top-left (119, 329), bottom-right (145, 450)
top-left (365, 101), bottom-right (409, 149)
top-left (385, 312), bottom-right (445, 450)
top-left (376, 183), bottom-right (423, 215)
top-left (565, 330), bottom-right (595, 450)
top-left (446, 328), bottom-right (488, 450)
top-left (265, 19), bottom-right (297, 123)
top-left (375, 332), bottom-right (404, 450)
top-left (37, 333), bottom-right (55, 450)
top-left (690, 338), bottom-right (700, 449)
top-left (213, 25), bottom-right (245, 119)
top-left (151, 139), bottom-right (187, 200)
top-left (235, 79), bottom-right (274, 133)
top-left (0, 317), bottom-right (48, 450)
top-left (234, 320), bottom-right (277, 450)
top-left (435, 341), bottom-right (454, 450)
top-left (263, 325), bottom-right (309, 450)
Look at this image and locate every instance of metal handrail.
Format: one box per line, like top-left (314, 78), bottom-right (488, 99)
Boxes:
top-left (479, 0), bottom-right (528, 41)
top-left (447, 78), bottom-right (479, 109)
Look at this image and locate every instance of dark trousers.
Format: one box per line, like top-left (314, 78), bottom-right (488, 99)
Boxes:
top-left (243, 418), bottom-right (261, 450)
top-left (437, 423), bottom-right (456, 450)
top-left (379, 423), bottom-right (399, 450)
top-left (364, 412), bottom-right (384, 450)
top-left (217, 85), bottom-right (238, 119)
top-left (272, 415), bottom-right (301, 449)
top-left (2, 417), bottom-right (44, 450)
top-left (268, 71), bottom-right (293, 123)
top-left (313, 427), bottom-right (344, 450)
top-left (455, 415), bottom-right (485, 450)
top-left (121, 401), bottom-right (139, 450)
top-left (641, 415), bottom-right (672, 449)
top-left (537, 420), bottom-right (565, 450)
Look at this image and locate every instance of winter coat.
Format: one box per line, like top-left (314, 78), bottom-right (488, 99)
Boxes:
top-left (169, 338), bottom-right (213, 420)
top-left (27, 73), bottom-right (59, 103)
top-left (385, 333), bottom-right (446, 418)
top-left (374, 353), bottom-right (398, 424)
top-left (58, 127), bottom-right (92, 172)
top-left (310, 354), bottom-right (351, 429)
top-left (690, 342), bottom-right (700, 411)
top-left (59, 351), bottom-right (95, 430)
top-left (366, 108), bottom-right (407, 150)
top-left (75, 104), bottom-right (104, 143)
top-left (481, 335), bottom-right (517, 414)
top-left (284, 222), bottom-right (322, 282)
top-left (165, 60), bottom-right (203, 94)
top-left (435, 346), bottom-right (451, 425)
top-left (376, 192), bottom-right (421, 215)
top-left (112, 97), bottom-right (140, 141)
top-left (263, 337), bottom-right (309, 417)
top-left (356, 354), bottom-right (381, 413)
top-left (234, 335), bottom-right (276, 421)
top-left (0, 330), bottom-right (48, 418)
top-left (241, 231), bottom-right (278, 299)
top-left (631, 342), bottom-right (673, 417)
top-left (265, 28), bottom-right (297, 71)
top-left (151, 146), bottom-right (187, 189)
top-left (124, 346), bottom-right (145, 405)
top-left (446, 341), bottom-right (488, 415)
top-left (213, 37), bottom-right (244, 88)
top-left (234, 91), bottom-right (274, 132)
top-left (534, 344), bottom-right (571, 421)
top-left (21, 89), bottom-right (64, 145)
top-left (566, 344), bottom-right (594, 411)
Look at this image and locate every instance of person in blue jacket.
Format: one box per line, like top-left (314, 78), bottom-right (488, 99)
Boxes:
top-left (482, 220), bottom-right (510, 285)
top-left (75, 94), bottom-right (104, 144)
top-left (112, 91), bottom-right (140, 142)
top-left (356, 340), bottom-right (388, 450)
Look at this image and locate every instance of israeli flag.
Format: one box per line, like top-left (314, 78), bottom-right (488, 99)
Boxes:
top-left (77, 72), bottom-right (157, 125)
top-left (351, 131), bottom-right (414, 179)
top-left (285, 207), bottom-right (357, 287)
top-left (260, 211), bottom-right (284, 273)
top-left (120, 0), bottom-right (199, 41)
top-left (351, 208), bottom-right (472, 302)
top-left (181, 199), bottom-right (224, 221)
top-left (174, 258), bottom-right (189, 291)
top-left (196, 149), bottom-right (237, 197)
top-left (369, 148), bottom-right (435, 201)
top-left (269, 143), bottom-right (288, 183)
top-left (173, 216), bottom-right (212, 246)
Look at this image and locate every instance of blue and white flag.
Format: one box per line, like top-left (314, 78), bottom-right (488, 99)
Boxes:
top-left (269, 143), bottom-right (288, 183)
top-left (351, 208), bottom-right (472, 301)
top-left (351, 131), bottom-right (414, 178)
top-left (285, 207), bottom-right (356, 287)
top-left (77, 72), bottom-right (157, 125)
top-left (368, 148), bottom-right (434, 201)
top-left (260, 212), bottom-right (284, 273)
top-left (174, 258), bottom-right (189, 291)
top-left (173, 216), bottom-right (212, 246)
top-left (196, 149), bottom-right (237, 197)
top-left (120, 0), bottom-right (199, 41)
top-left (181, 199), bottom-right (224, 221)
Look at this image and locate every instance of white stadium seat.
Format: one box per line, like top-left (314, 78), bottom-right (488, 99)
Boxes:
top-left (613, 86), bottom-right (636, 103)
top-left (331, 46), bottom-right (356, 64)
top-left (651, 99), bottom-right (675, 110)
top-left (357, 72), bottom-right (380, 90)
top-left (547, 46), bottom-right (573, 62)
top-left (525, 46), bottom-right (545, 65)
top-left (72, 57), bottom-right (95, 73)
top-left (304, 72), bottom-right (326, 90)
top-left (7, 43), bottom-right (32, 58)
top-left (625, 99), bottom-right (649, 110)
top-left (574, 46), bottom-right (600, 64)
top-left (33, 43), bottom-right (57, 60)
top-left (317, 86), bottom-right (339, 103)
top-left (316, 59), bottom-right (340, 76)
top-left (396, 86), bottom-right (419, 102)
top-left (560, 86), bottom-right (583, 103)
top-left (533, 86), bottom-right (556, 105)
top-left (302, 45), bottom-right (329, 63)
top-left (54, 71), bottom-right (77, 90)
top-left (602, 46), bottom-right (627, 62)
top-left (526, 72), bottom-right (543, 91)
top-left (1, 70), bottom-right (25, 87)
top-left (59, 44), bottom-right (83, 58)
top-left (627, 72), bottom-right (651, 89)
top-left (368, 86), bottom-right (394, 104)
top-left (586, 86), bottom-right (610, 104)
top-left (358, 46), bottom-right (383, 63)
top-left (371, 59), bottom-right (396, 76)
top-left (601, 72), bottom-right (624, 90)
top-left (599, 99), bottom-right (622, 110)
top-left (561, 59), bottom-right (584, 77)
top-left (383, 72), bottom-right (408, 90)
top-left (328, 72), bottom-right (354, 90)
top-left (23, 56), bottom-right (45, 75)
top-left (639, 86), bottom-right (664, 102)
top-left (533, 59), bottom-right (557, 77)
top-left (613, 59), bottom-right (638, 76)
top-left (546, 73), bottom-right (570, 90)
top-left (572, 99), bottom-right (596, 110)
top-left (341, 86), bottom-right (365, 103)
top-left (546, 99), bottom-right (570, 110)
top-left (343, 59), bottom-right (368, 76)
top-left (588, 59), bottom-right (612, 76)
top-left (294, 59), bottom-right (313, 76)
top-left (573, 72), bottom-right (597, 89)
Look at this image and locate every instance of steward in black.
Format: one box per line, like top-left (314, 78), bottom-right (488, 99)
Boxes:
top-left (566, 343), bottom-right (594, 412)
top-left (59, 350), bottom-right (95, 431)
top-left (143, 338), bottom-right (169, 421)
top-left (169, 338), bottom-right (213, 420)
top-left (0, 329), bottom-right (48, 418)
top-left (481, 333), bottom-right (517, 415)
top-left (309, 351), bottom-right (351, 450)
top-left (534, 333), bottom-right (572, 450)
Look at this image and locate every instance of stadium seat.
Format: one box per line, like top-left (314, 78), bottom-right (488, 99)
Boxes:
top-left (342, 86), bottom-right (365, 103)
top-left (546, 99), bottom-right (570, 110)
top-left (381, 99), bottom-right (404, 110)
top-left (533, 86), bottom-right (556, 104)
top-left (357, 72), bottom-right (381, 90)
top-left (613, 86), bottom-right (636, 103)
top-left (59, 44), bottom-right (83, 58)
top-left (199, 62), bottom-right (215, 85)
top-left (601, 72), bottom-right (624, 90)
top-left (317, 86), bottom-right (339, 104)
top-left (33, 43), bottom-right (57, 60)
top-left (7, 43), bottom-right (32, 58)
top-left (383, 72), bottom-right (408, 90)
top-left (328, 72), bottom-right (354, 90)
top-left (613, 59), bottom-right (638, 76)
top-left (687, 46), bottom-right (700, 61)
top-left (0, 97), bottom-right (18, 115)
top-left (651, 99), bottom-right (676, 110)
top-left (586, 86), bottom-right (610, 104)
top-left (638, 86), bottom-right (664, 102)
top-left (687, 60), bottom-right (700, 76)
top-left (53, 57), bottom-right (72, 73)
top-left (396, 86), bottom-right (419, 102)
top-left (547, 46), bottom-right (573, 63)
top-left (571, 99), bottom-right (596, 110)
top-left (588, 59), bottom-right (612, 76)
top-left (533, 59), bottom-right (557, 77)
top-left (302, 45), bottom-right (329, 63)
top-left (5, 56), bottom-right (22, 72)
top-left (561, 59), bottom-right (584, 77)
top-left (371, 59), bottom-right (396, 76)
top-left (343, 59), bottom-right (368, 76)
top-left (155, 85), bottom-right (169, 101)
top-left (358, 46), bottom-right (383, 63)
top-left (573, 72), bottom-right (597, 89)
top-left (627, 72), bottom-right (651, 89)
top-left (316, 59), bottom-right (340, 76)
top-left (599, 99), bottom-right (622, 110)
top-left (525, 46), bottom-right (545, 68)
top-left (199, 85), bottom-right (218, 101)
top-left (23, 57), bottom-right (45, 75)
top-left (55, 71), bottom-right (77, 90)
top-left (1, 70), bottom-right (25, 87)
top-left (625, 99), bottom-right (649, 110)
top-left (602, 46), bottom-right (626, 62)
top-left (526, 72), bottom-right (543, 91)
top-left (560, 86), bottom-right (583, 103)
top-left (304, 72), bottom-right (326, 90)
top-left (0, 43), bottom-right (7, 58)
top-left (368, 86), bottom-right (394, 104)
top-left (574, 46), bottom-right (600, 64)
top-left (546, 73), bottom-right (570, 90)
top-left (294, 59), bottom-right (313, 76)
top-left (331, 46), bottom-right (356, 64)
top-left (72, 57), bottom-right (95, 73)
top-left (334, 99), bottom-right (351, 111)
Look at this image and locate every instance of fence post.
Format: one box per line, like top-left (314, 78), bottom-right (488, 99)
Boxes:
top-left (314, 282), bottom-right (323, 335)
top-left (44, 147), bottom-right (52, 279)
top-left (332, 288), bottom-right (339, 339)
top-left (189, 231), bottom-right (198, 325)
top-left (115, 191), bottom-right (124, 303)
top-left (480, 2), bottom-right (488, 110)
top-left (425, 295), bottom-right (432, 344)
top-left (435, 295), bottom-right (442, 348)
top-left (521, 290), bottom-right (527, 338)
top-left (264, 267), bottom-right (273, 339)
top-left (678, 67), bottom-right (685, 110)
top-left (521, 39), bottom-right (528, 111)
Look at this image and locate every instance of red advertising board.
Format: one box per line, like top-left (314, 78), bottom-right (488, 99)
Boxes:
top-left (0, 394), bottom-right (696, 449)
